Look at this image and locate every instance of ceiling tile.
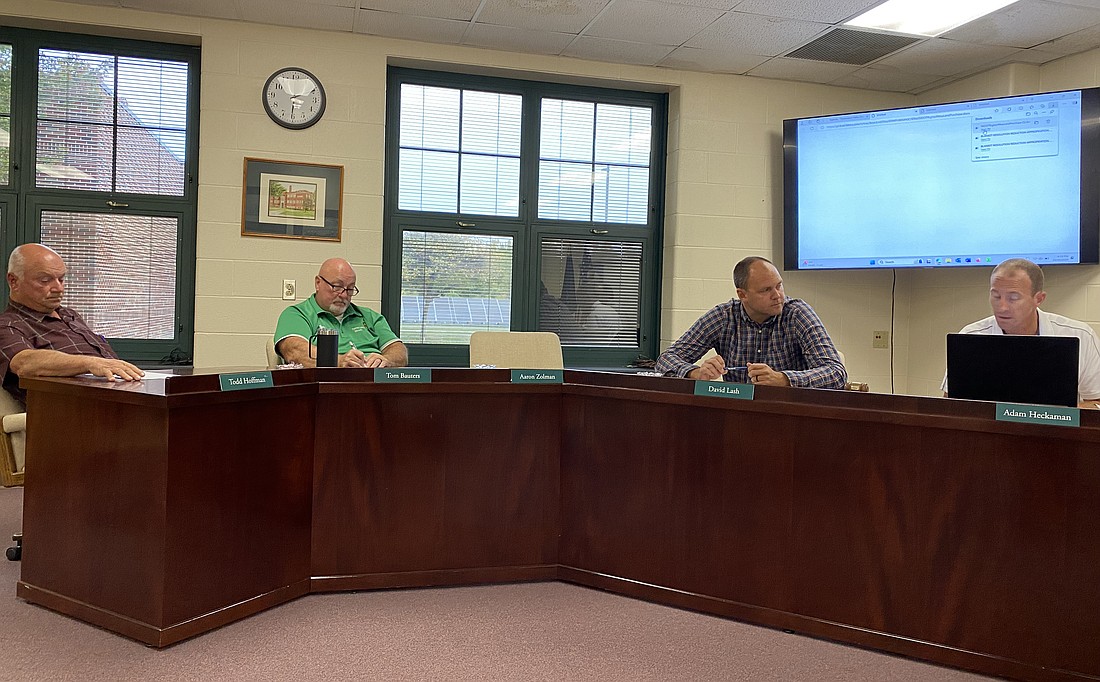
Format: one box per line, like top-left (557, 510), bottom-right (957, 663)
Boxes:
top-left (747, 56), bottom-right (861, 82)
top-left (687, 12), bottom-right (829, 56)
top-left (563, 35), bottom-right (677, 65)
top-left (944, 0), bottom-right (1100, 49)
top-left (476, 0), bottom-right (611, 34)
top-left (1035, 22), bottom-right (1100, 54)
top-left (1048, 0), bottom-right (1100, 8)
top-left (731, 0), bottom-right (881, 23)
top-left (465, 22), bottom-right (577, 55)
top-left (660, 0), bottom-right (740, 9)
top-left (658, 46), bottom-right (769, 72)
top-left (356, 0), bottom-right (481, 21)
top-left (238, 1), bottom-right (354, 32)
top-left (831, 66), bottom-right (945, 92)
top-left (120, 0), bottom-right (241, 20)
top-left (584, 0), bottom-right (725, 45)
top-left (873, 38), bottom-right (1020, 76)
top-left (354, 10), bottom-right (469, 43)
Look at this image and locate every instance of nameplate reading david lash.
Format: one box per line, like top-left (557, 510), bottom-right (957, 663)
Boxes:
top-left (219, 371), bottom-right (274, 391)
top-left (511, 369), bottom-right (563, 384)
top-left (693, 381), bottom-right (754, 400)
top-left (374, 368), bottom-right (432, 383)
top-left (996, 402), bottom-right (1079, 427)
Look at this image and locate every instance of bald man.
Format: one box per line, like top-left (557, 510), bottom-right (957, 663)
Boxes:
top-left (274, 258), bottom-right (408, 368)
top-left (0, 243), bottom-right (143, 405)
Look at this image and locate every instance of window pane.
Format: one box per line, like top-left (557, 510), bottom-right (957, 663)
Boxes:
top-left (595, 103), bottom-right (651, 165)
top-left (541, 99), bottom-right (593, 162)
top-left (539, 237), bottom-right (641, 347)
top-left (0, 44), bottom-right (10, 186)
top-left (399, 84), bottom-right (459, 150)
top-left (399, 149), bottom-right (458, 212)
top-left (37, 49), bottom-right (189, 195)
top-left (41, 210), bottom-right (178, 339)
top-left (593, 165), bottom-right (650, 224)
top-left (460, 155), bottom-right (519, 216)
top-left (401, 230), bottom-right (512, 345)
top-left (36, 120), bottom-right (114, 190)
top-left (462, 90), bottom-right (521, 155)
top-left (538, 160), bottom-right (593, 221)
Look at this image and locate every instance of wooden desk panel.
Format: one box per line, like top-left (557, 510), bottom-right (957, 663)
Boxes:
top-left (14, 370), bottom-right (1100, 680)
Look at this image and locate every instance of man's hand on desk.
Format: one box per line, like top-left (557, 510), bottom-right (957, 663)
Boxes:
top-left (687, 356), bottom-right (726, 381)
top-left (746, 362), bottom-right (791, 387)
top-left (340, 348), bottom-right (395, 369)
top-left (86, 357), bottom-right (144, 382)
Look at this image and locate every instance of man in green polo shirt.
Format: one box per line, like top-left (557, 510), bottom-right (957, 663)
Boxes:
top-left (274, 258), bottom-right (408, 368)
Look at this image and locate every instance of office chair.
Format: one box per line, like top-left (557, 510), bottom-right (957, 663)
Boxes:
top-left (0, 390), bottom-right (25, 561)
top-left (469, 331), bottom-right (564, 369)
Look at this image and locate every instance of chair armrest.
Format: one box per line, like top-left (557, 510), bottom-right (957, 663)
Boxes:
top-left (3, 413), bottom-right (25, 434)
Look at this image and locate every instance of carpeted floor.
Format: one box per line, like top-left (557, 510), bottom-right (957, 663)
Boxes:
top-left (0, 486), bottom-right (994, 681)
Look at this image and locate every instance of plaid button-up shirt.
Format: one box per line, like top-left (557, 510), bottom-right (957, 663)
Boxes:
top-left (0, 301), bottom-right (118, 404)
top-left (656, 298), bottom-right (846, 389)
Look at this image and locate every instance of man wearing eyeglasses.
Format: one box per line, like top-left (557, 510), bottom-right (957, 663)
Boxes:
top-left (274, 258), bottom-right (408, 368)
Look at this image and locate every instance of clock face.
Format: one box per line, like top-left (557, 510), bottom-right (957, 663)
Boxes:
top-left (263, 67), bottom-right (326, 130)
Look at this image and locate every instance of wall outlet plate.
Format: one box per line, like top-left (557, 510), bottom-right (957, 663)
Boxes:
top-left (282, 279), bottom-right (296, 300)
top-left (872, 330), bottom-right (889, 349)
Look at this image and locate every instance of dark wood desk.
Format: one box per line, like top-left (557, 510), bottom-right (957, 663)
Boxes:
top-left (15, 370), bottom-right (1100, 681)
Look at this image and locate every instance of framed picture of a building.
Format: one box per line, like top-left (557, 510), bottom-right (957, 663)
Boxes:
top-left (241, 158), bottom-right (343, 240)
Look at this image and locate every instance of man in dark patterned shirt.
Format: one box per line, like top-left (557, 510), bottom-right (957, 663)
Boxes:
top-left (656, 256), bottom-right (846, 389)
top-left (0, 243), bottom-right (143, 405)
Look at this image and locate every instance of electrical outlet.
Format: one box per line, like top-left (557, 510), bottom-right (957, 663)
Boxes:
top-left (282, 279), bottom-right (296, 300)
top-left (872, 330), bottom-right (889, 349)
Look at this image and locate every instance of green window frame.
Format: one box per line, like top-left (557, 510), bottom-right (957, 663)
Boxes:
top-left (0, 28), bottom-right (198, 365)
top-left (383, 67), bottom-right (666, 367)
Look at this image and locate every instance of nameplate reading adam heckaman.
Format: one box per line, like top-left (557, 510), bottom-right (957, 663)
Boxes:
top-left (374, 368), bottom-right (432, 383)
top-left (511, 369), bottom-right (563, 384)
top-left (219, 371), bottom-right (274, 392)
top-left (996, 402), bottom-right (1079, 427)
top-left (693, 381), bottom-right (754, 400)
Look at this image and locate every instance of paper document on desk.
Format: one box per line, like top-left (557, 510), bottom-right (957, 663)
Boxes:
top-left (75, 370), bottom-right (176, 380)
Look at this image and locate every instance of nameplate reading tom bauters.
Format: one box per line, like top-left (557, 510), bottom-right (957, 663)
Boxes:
top-left (219, 371), bottom-right (274, 392)
top-left (693, 381), bottom-right (754, 400)
top-left (996, 402), bottom-right (1079, 427)
top-left (374, 368), bottom-right (432, 383)
top-left (511, 369), bottom-right (563, 384)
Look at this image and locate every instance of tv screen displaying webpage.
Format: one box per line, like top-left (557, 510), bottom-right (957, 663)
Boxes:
top-left (783, 88), bottom-right (1100, 271)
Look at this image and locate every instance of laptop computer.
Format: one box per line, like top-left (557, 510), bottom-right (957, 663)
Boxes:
top-left (946, 333), bottom-right (1079, 407)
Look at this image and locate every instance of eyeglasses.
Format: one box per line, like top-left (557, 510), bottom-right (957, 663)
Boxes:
top-left (319, 275), bottom-right (359, 297)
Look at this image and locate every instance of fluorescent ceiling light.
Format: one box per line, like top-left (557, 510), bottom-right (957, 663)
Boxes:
top-left (845, 0), bottom-right (1019, 37)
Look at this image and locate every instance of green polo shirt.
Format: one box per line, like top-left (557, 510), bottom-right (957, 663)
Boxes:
top-left (274, 295), bottom-right (400, 357)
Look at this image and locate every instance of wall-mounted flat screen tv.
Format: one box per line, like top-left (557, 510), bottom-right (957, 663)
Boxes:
top-left (783, 88), bottom-right (1100, 271)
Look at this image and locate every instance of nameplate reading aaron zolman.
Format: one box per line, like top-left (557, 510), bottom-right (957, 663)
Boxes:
top-left (219, 371), bottom-right (274, 392)
top-left (693, 381), bottom-right (754, 400)
top-left (995, 402), bottom-right (1079, 427)
top-left (374, 368), bottom-right (432, 383)
top-left (511, 369), bottom-right (563, 384)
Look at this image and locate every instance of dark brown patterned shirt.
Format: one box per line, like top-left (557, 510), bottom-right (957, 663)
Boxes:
top-left (0, 301), bottom-right (118, 404)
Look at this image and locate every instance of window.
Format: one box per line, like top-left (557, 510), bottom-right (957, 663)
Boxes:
top-left (0, 29), bottom-right (198, 364)
top-left (384, 68), bottom-right (666, 366)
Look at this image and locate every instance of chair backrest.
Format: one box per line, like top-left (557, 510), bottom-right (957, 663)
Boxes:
top-left (469, 331), bottom-right (563, 369)
top-left (0, 389), bottom-right (25, 487)
top-left (265, 338), bottom-right (281, 369)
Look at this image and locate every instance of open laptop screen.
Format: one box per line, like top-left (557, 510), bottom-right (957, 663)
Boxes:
top-left (946, 333), bottom-right (1079, 407)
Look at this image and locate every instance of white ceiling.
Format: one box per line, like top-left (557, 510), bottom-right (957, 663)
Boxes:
top-left (51, 0), bottom-right (1100, 93)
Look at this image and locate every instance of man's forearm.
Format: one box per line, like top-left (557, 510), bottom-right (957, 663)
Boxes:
top-left (10, 349), bottom-right (95, 377)
top-left (382, 342), bottom-right (408, 368)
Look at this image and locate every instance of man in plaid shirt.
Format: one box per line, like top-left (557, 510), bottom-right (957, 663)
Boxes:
top-left (0, 244), bottom-right (143, 405)
top-left (656, 256), bottom-right (846, 389)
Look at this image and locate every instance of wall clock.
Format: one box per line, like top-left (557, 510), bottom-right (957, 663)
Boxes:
top-left (262, 67), bottom-right (326, 130)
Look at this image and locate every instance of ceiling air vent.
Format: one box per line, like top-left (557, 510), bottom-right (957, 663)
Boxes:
top-left (784, 28), bottom-right (921, 65)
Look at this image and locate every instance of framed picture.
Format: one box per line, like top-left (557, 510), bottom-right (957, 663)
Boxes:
top-left (241, 158), bottom-right (343, 241)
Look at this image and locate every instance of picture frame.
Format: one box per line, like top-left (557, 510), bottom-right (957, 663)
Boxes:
top-left (241, 158), bottom-right (343, 241)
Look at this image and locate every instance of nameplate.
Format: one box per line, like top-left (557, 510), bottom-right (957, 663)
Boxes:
top-left (996, 402), bottom-right (1079, 427)
top-left (694, 381), bottom-right (754, 400)
top-left (375, 368), bottom-right (432, 383)
top-left (511, 369), bottom-right (563, 384)
top-left (219, 371), bottom-right (274, 391)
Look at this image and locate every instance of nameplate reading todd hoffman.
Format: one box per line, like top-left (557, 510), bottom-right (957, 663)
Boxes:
top-left (693, 381), bottom-right (754, 400)
top-left (996, 402), bottom-right (1079, 428)
top-left (511, 369), bottom-right (563, 384)
top-left (374, 368), bottom-right (432, 383)
top-left (219, 371), bottom-right (274, 392)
